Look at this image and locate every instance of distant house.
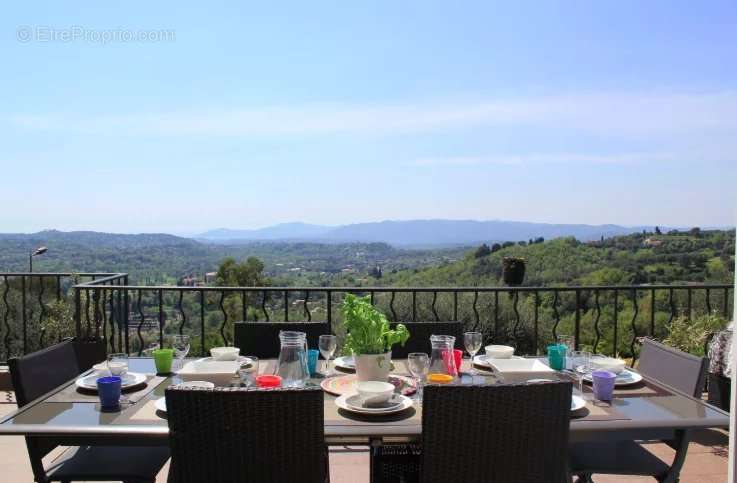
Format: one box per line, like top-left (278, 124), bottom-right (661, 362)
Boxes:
top-left (643, 238), bottom-right (664, 247)
top-left (204, 272), bottom-right (218, 284)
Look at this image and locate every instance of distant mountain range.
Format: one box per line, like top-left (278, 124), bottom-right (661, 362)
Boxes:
top-left (196, 220), bottom-right (680, 247)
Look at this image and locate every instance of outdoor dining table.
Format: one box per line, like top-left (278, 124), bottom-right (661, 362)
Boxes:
top-left (0, 357), bottom-right (729, 448)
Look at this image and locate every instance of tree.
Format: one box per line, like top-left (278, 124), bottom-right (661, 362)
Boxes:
top-left (502, 241), bottom-right (515, 248)
top-left (491, 243), bottom-right (502, 253)
top-left (215, 257), bottom-right (269, 287)
top-left (474, 244), bottom-right (492, 258)
top-left (369, 266), bottom-right (383, 278)
top-left (655, 226), bottom-right (662, 235)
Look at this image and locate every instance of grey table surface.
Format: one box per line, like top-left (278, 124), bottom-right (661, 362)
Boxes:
top-left (0, 357), bottom-right (729, 445)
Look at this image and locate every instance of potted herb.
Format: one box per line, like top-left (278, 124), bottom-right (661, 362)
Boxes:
top-left (341, 294), bottom-right (410, 381)
top-left (502, 257), bottom-right (526, 286)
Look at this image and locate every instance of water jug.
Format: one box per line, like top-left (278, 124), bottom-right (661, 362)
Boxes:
top-left (275, 331), bottom-right (310, 387)
top-left (428, 334), bottom-right (458, 380)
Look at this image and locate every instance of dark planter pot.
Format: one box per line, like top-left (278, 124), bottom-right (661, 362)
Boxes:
top-left (708, 373), bottom-right (731, 412)
top-left (502, 258), bottom-right (526, 286)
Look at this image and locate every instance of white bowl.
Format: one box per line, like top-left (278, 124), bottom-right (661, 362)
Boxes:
top-left (210, 347), bottom-right (240, 361)
top-left (176, 380), bottom-right (215, 389)
top-left (591, 357), bottom-right (626, 374)
top-left (485, 345), bottom-right (515, 359)
top-left (356, 381), bottom-right (395, 405)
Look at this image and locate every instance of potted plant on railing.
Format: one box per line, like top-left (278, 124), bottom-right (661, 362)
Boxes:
top-left (502, 257), bottom-right (526, 286)
top-left (341, 293), bottom-right (410, 381)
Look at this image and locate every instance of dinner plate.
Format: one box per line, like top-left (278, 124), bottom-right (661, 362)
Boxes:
top-left (472, 355), bottom-right (523, 368)
top-left (583, 368), bottom-right (643, 387)
top-left (75, 372), bottom-right (147, 391)
top-left (154, 397), bottom-right (167, 413)
top-left (344, 393), bottom-right (405, 413)
top-left (197, 356), bottom-right (253, 366)
top-left (335, 393), bottom-right (413, 415)
top-left (334, 356), bottom-right (355, 370)
top-left (321, 374), bottom-right (417, 397)
top-left (570, 395), bottom-right (586, 412)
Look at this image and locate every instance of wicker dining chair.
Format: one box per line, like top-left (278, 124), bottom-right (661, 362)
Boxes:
top-left (372, 381), bottom-right (573, 483)
top-left (233, 321), bottom-right (331, 358)
top-left (570, 338), bottom-right (709, 483)
top-left (165, 385), bottom-right (328, 483)
top-left (9, 339), bottom-right (170, 483)
top-left (389, 322), bottom-right (463, 359)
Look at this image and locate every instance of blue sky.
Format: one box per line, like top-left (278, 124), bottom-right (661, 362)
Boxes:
top-left (1, 1), bottom-right (735, 234)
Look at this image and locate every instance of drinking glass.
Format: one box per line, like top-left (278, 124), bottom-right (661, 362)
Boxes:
top-left (172, 334), bottom-right (190, 371)
top-left (318, 335), bottom-right (337, 376)
top-left (107, 353), bottom-right (129, 404)
top-left (143, 342), bottom-right (160, 357)
top-left (238, 356), bottom-right (260, 388)
top-left (571, 350), bottom-right (592, 393)
top-left (407, 352), bottom-right (430, 402)
top-left (463, 332), bottom-right (483, 374)
top-left (557, 335), bottom-right (575, 369)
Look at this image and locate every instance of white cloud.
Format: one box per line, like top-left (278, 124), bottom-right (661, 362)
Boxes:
top-left (6, 91), bottom-right (737, 139)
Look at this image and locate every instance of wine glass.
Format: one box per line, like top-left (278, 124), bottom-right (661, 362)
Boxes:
top-left (172, 335), bottom-right (190, 371)
top-left (318, 335), bottom-right (337, 376)
top-left (571, 350), bottom-right (592, 393)
top-left (407, 352), bottom-right (430, 402)
top-left (238, 356), bottom-right (260, 388)
top-left (557, 335), bottom-right (575, 369)
top-left (107, 353), bottom-right (129, 404)
top-left (463, 332), bottom-right (483, 374)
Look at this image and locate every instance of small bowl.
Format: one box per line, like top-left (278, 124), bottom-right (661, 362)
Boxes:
top-left (591, 357), bottom-right (626, 375)
top-left (176, 380), bottom-right (215, 389)
top-left (356, 381), bottom-right (395, 405)
top-left (485, 345), bottom-right (515, 359)
top-left (210, 347), bottom-right (240, 361)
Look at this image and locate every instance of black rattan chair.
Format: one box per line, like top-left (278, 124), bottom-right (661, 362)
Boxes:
top-left (570, 338), bottom-right (709, 483)
top-left (9, 340), bottom-right (170, 483)
top-left (165, 385), bottom-right (327, 483)
top-left (372, 381), bottom-right (573, 483)
top-left (233, 321), bottom-right (331, 358)
top-left (389, 322), bottom-right (462, 359)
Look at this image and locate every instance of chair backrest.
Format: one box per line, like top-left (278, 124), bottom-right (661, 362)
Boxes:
top-left (69, 337), bottom-right (108, 372)
top-left (421, 381), bottom-right (572, 483)
top-left (233, 321), bottom-right (331, 358)
top-left (9, 339), bottom-right (83, 481)
top-left (9, 339), bottom-right (81, 407)
top-left (390, 322), bottom-right (463, 359)
top-left (165, 386), bottom-right (326, 483)
top-left (638, 338), bottom-right (708, 398)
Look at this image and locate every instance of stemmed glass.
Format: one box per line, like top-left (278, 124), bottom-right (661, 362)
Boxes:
top-left (107, 353), bottom-right (129, 404)
top-left (407, 352), bottom-right (430, 402)
top-left (571, 350), bottom-right (592, 393)
top-left (318, 335), bottom-right (337, 377)
top-left (172, 335), bottom-right (190, 371)
top-left (463, 332), bottom-right (483, 374)
top-left (238, 356), bottom-right (260, 388)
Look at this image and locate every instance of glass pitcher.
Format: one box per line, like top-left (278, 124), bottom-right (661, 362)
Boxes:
top-left (275, 331), bottom-right (310, 387)
top-left (428, 334), bottom-right (458, 381)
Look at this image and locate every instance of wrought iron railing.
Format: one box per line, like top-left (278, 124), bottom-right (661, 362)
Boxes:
top-left (0, 272), bottom-right (732, 363)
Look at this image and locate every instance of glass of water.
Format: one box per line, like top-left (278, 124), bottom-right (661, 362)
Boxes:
top-left (571, 350), bottom-right (592, 393)
top-left (318, 335), bottom-right (337, 376)
top-left (407, 352), bottom-right (430, 402)
top-left (238, 356), bottom-right (260, 388)
top-left (172, 334), bottom-right (191, 371)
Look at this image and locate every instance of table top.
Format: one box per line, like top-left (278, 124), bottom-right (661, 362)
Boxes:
top-left (0, 357), bottom-right (728, 445)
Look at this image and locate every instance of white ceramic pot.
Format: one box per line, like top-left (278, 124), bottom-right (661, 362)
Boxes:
top-left (354, 352), bottom-right (391, 382)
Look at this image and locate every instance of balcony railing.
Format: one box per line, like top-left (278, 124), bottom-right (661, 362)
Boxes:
top-left (0, 272), bottom-right (732, 363)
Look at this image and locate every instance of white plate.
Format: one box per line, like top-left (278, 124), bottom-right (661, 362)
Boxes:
top-left (335, 393), bottom-right (413, 415)
top-left (154, 397), bottom-right (167, 412)
top-left (345, 393), bottom-right (405, 413)
top-left (75, 372), bottom-right (147, 391)
top-left (570, 395), bottom-right (586, 412)
top-left (488, 358), bottom-right (555, 376)
top-left (334, 356), bottom-right (355, 370)
top-left (197, 356), bottom-right (253, 366)
top-left (472, 355), bottom-right (523, 368)
top-left (584, 368), bottom-right (643, 387)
